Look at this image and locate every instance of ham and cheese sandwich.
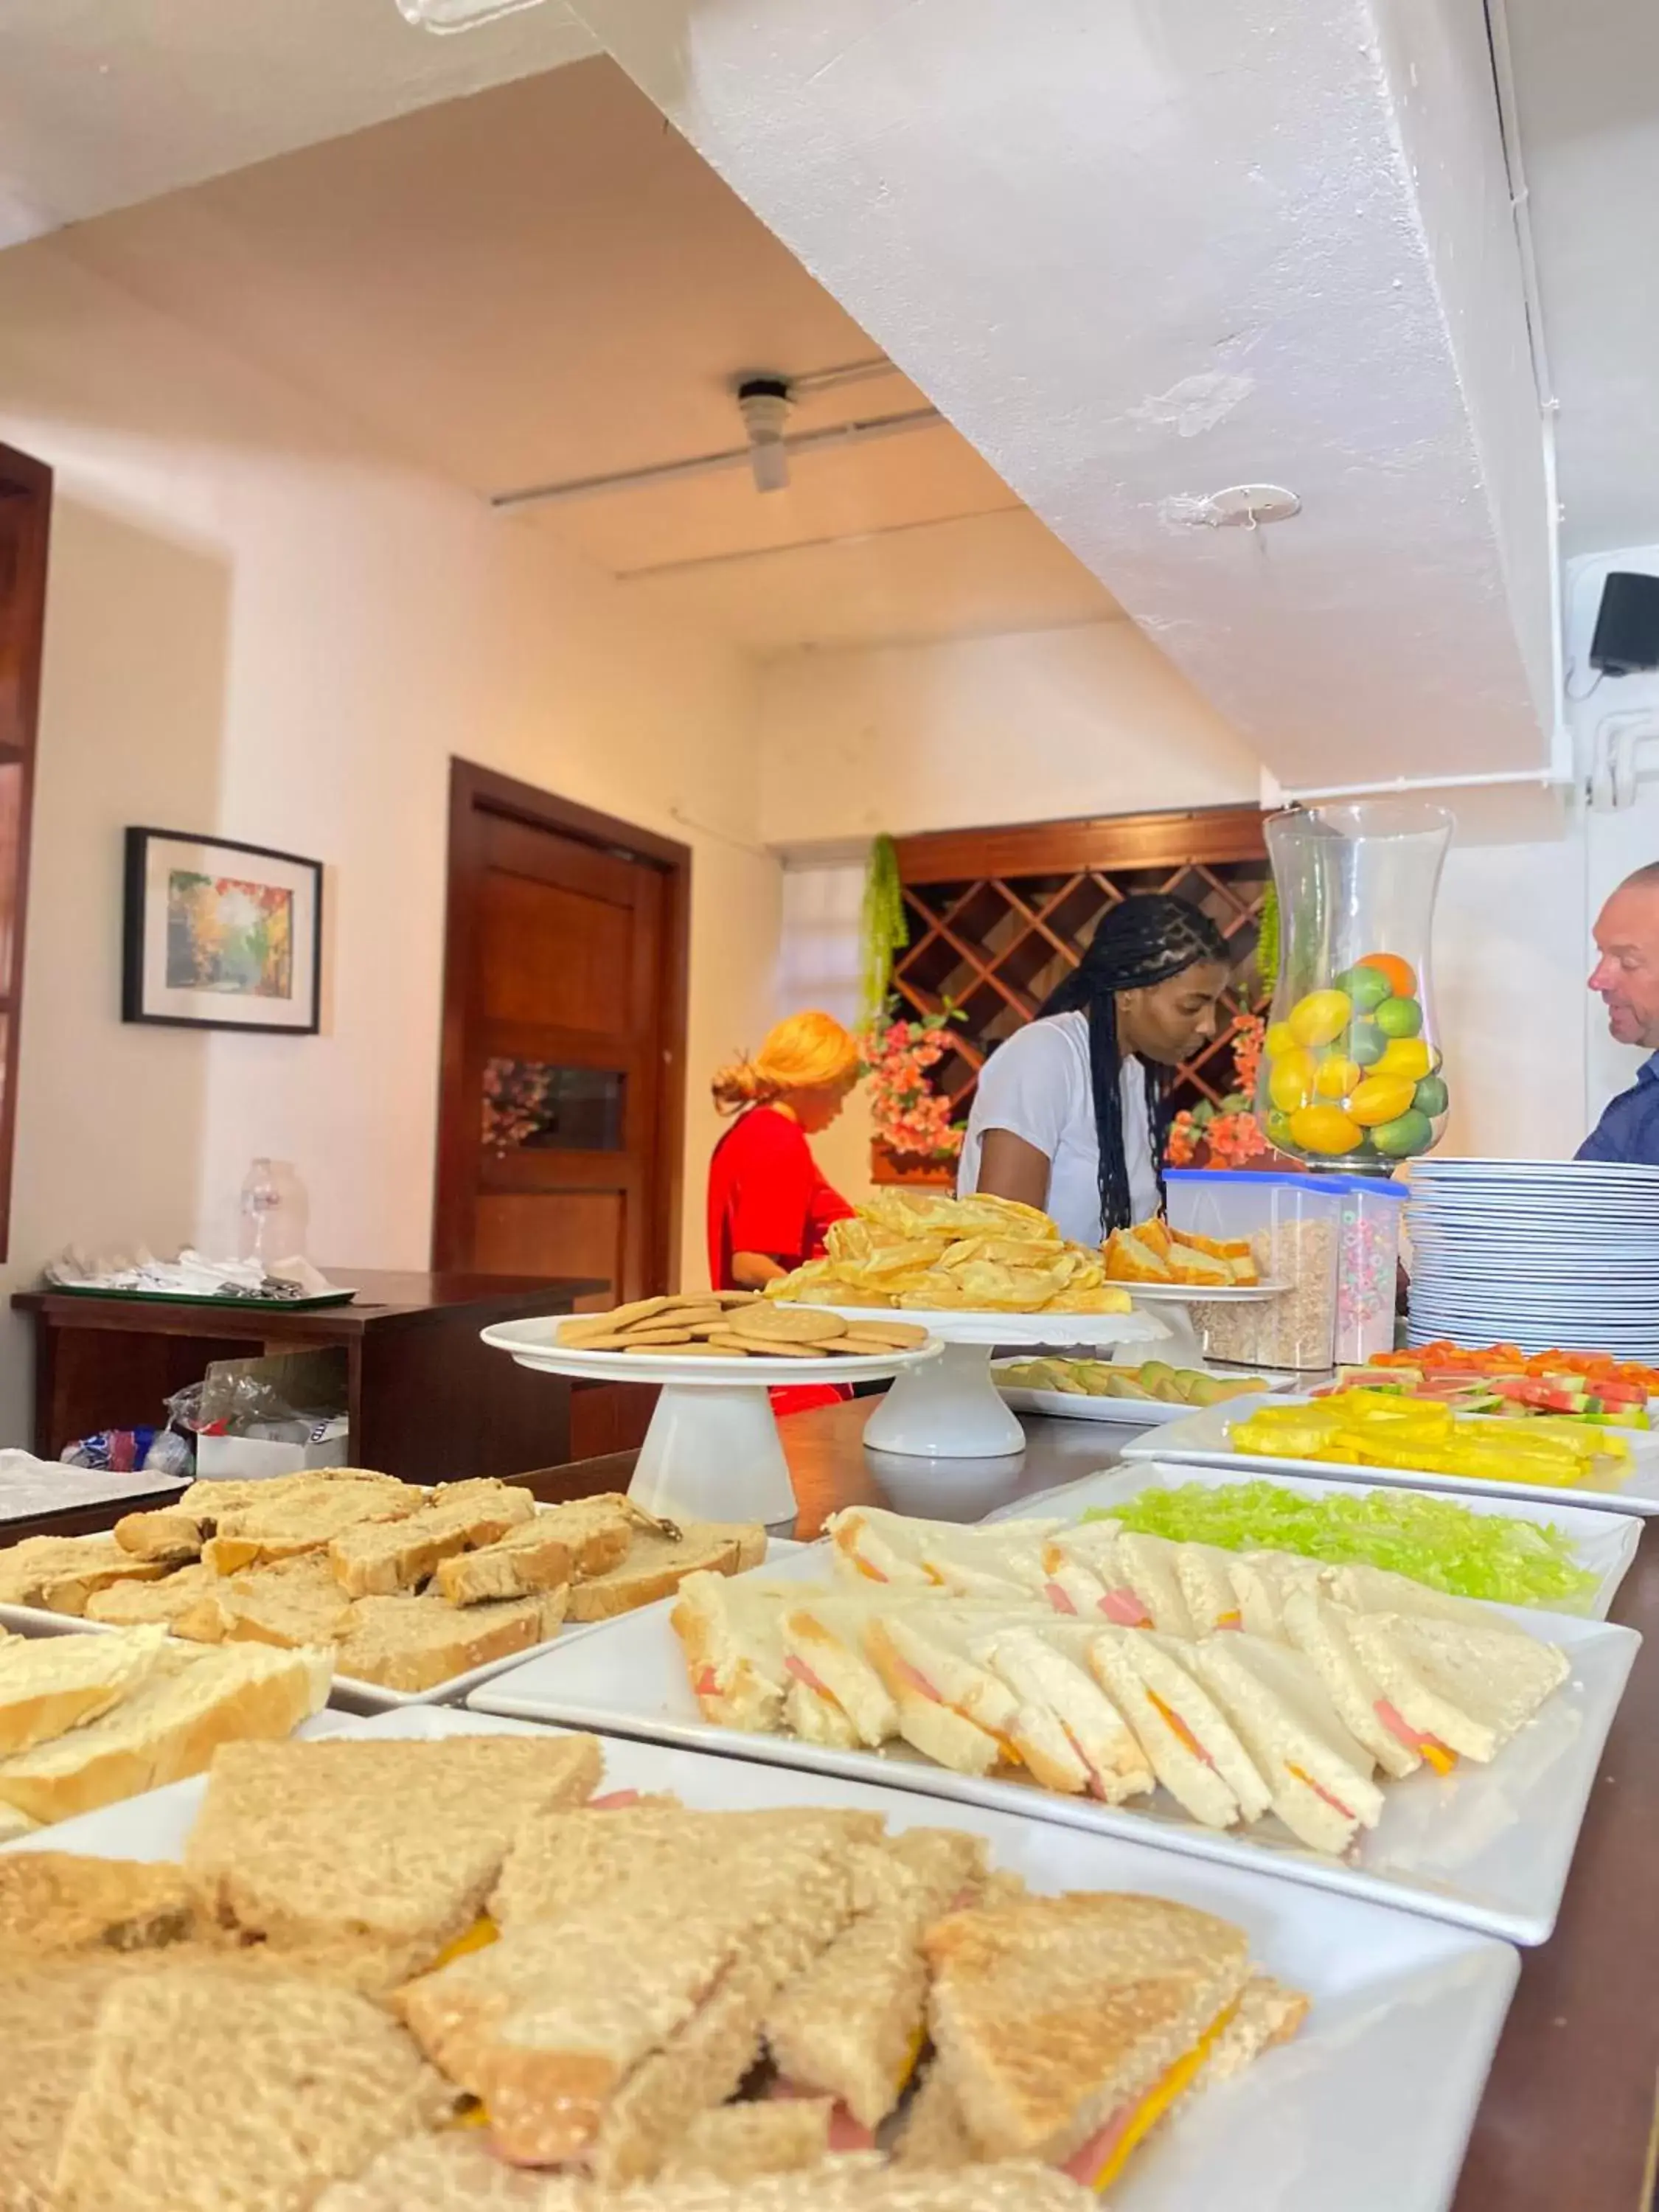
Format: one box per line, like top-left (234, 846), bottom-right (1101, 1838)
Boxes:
top-left (1088, 1627), bottom-right (1273, 1830)
top-left (921, 1890), bottom-right (1303, 2191)
top-left (1184, 1632), bottom-right (1384, 1854)
top-left (823, 1509), bottom-right (1054, 1602)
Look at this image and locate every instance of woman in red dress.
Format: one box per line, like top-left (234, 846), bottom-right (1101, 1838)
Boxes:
top-left (706, 1012), bottom-right (861, 1414)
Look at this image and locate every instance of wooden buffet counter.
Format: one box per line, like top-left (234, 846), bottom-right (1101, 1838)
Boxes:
top-left (1, 1398), bottom-right (1652, 2208)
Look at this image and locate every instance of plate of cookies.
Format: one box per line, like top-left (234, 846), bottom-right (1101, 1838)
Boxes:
top-left (484, 1295), bottom-right (942, 1382)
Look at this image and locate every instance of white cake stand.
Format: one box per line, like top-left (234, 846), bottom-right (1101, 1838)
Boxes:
top-left (788, 1304), bottom-right (1173, 1460)
top-left (480, 1317), bottom-right (943, 1528)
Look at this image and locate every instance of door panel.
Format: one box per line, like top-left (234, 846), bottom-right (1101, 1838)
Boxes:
top-left (477, 873), bottom-right (636, 1034)
top-left (473, 1191), bottom-right (625, 1286)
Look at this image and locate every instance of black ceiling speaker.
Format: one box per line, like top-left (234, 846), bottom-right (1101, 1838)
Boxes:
top-left (1590, 571), bottom-right (1659, 677)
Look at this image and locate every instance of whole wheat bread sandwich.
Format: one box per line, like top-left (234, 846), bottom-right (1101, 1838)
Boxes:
top-left (49, 1956), bottom-right (456, 2212)
top-left (0, 1852), bottom-right (198, 1959)
top-left (490, 1801), bottom-right (883, 1928)
top-left (400, 1809), bottom-right (867, 2182)
top-left (764, 1829), bottom-right (989, 2132)
top-left (437, 1518), bottom-right (575, 1607)
top-left (334, 1588), bottom-right (564, 1692)
top-left (0, 1621), bottom-right (170, 1756)
top-left (921, 1890), bottom-right (1302, 2191)
top-left (203, 1475), bottom-right (425, 1575)
top-left (0, 1533), bottom-right (170, 1616)
top-left (0, 1956), bottom-right (158, 2212)
top-left (329, 1481), bottom-right (537, 1598)
top-left (84, 1559), bottom-right (229, 1632)
top-left (0, 1638), bottom-right (331, 1826)
top-left (186, 1733), bottom-right (603, 1986)
top-left (173, 1548), bottom-right (358, 1650)
top-left (319, 2134), bottom-right (1094, 2210)
top-left (566, 1519), bottom-right (766, 1624)
top-left (112, 1505), bottom-right (210, 1565)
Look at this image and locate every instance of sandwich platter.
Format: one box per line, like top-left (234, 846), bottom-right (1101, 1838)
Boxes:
top-left (981, 1460), bottom-right (1643, 1621)
top-left (1124, 1397), bottom-right (1659, 1517)
top-left (470, 1545), bottom-right (1640, 1946)
top-left (4, 1701), bottom-right (1520, 2212)
top-left (992, 1358), bottom-right (1297, 1428)
top-left (0, 1529), bottom-right (805, 1717)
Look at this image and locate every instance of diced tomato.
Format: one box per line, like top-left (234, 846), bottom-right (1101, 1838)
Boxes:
top-left (1045, 1581), bottom-right (1079, 1615)
top-left (692, 1667), bottom-right (720, 1698)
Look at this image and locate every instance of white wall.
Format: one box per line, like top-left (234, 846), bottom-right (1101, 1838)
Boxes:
top-left (758, 622), bottom-right (1262, 846)
top-left (0, 239), bottom-right (778, 1441)
top-left (762, 621), bottom-right (1607, 1181)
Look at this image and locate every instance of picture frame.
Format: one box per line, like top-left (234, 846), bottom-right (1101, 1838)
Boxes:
top-left (122, 827), bottom-right (324, 1034)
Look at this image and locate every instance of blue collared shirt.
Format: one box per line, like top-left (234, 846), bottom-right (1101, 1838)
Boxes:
top-left (1578, 1054), bottom-right (1659, 1166)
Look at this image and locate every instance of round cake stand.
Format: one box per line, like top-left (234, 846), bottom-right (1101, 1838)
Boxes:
top-left (479, 1318), bottom-right (943, 1529)
top-left (801, 1305), bottom-right (1172, 1460)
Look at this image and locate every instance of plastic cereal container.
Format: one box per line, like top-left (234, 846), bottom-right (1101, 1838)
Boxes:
top-left (1166, 1169), bottom-right (1405, 1372)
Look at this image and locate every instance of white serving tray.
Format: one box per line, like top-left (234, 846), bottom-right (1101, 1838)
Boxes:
top-left (1124, 1397), bottom-right (1659, 1517)
top-left (981, 1460), bottom-right (1642, 1621)
top-left (992, 1359), bottom-right (1296, 1427)
top-left (0, 1536), bottom-right (804, 1717)
top-left (5, 1702), bottom-right (1517, 2212)
top-left (468, 1545), bottom-right (1639, 1946)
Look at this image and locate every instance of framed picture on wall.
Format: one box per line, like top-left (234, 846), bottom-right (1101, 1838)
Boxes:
top-left (122, 827), bottom-right (323, 1033)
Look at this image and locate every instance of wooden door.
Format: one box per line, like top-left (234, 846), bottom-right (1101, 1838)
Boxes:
top-left (434, 763), bottom-right (690, 1455)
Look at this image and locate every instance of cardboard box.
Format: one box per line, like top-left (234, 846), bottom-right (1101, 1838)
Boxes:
top-left (194, 1425), bottom-right (349, 1481)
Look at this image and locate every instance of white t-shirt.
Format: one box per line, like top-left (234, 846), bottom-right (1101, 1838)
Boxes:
top-left (957, 1010), bottom-right (1158, 1247)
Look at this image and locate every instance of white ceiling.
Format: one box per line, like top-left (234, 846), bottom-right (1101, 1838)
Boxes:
top-left (44, 58), bottom-right (1121, 654)
top-left (0, 0), bottom-right (598, 247)
top-left (1506, 0), bottom-right (1659, 561)
top-left (578, 0), bottom-right (1555, 793)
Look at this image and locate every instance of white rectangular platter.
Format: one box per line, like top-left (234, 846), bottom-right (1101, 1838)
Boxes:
top-left (468, 1544), bottom-right (1639, 1945)
top-left (983, 1458), bottom-right (1642, 1621)
top-left (4, 1701), bottom-right (1517, 2212)
top-left (993, 1360), bottom-right (1295, 1427)
top-left (1125, 1396), bottom-right (1659, 1517)
top-left (0, 1534), bottom-right (804, 1716)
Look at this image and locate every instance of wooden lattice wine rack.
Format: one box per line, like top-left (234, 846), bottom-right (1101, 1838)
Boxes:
top-left (886, 807), bottom-right (1272, 1180)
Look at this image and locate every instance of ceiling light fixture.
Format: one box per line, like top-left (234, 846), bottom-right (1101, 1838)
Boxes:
top-left (1189, 484), bottom-right (1302, 529)
top-left (394, 0), bottom-right (549, 31)
top-left (735, 377), bottom-right (794, 494)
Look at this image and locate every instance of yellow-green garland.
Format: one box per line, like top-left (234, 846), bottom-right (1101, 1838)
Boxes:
top-left (860, 833), bottom-right (908, 1026)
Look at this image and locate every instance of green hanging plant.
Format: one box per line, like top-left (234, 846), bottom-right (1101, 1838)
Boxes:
top-left (1256, 883), bottom-right (1280, 993)
top-left (859, 833), bottom-right (908, 1026)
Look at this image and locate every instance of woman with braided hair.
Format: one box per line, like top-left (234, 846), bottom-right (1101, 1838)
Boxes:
top-left (959, 894), bottom-right (1231, 1244)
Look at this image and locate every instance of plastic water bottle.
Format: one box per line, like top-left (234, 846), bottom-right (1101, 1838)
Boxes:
top-left (238, 1158), bottom-right (308, 1265)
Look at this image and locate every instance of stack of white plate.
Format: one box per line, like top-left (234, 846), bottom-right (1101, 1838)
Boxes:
top-left (1405, 1157), bottom-right (1659, 1357)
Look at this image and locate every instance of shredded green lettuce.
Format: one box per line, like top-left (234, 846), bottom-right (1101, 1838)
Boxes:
top-left (1087, 1481), bottom-right (1599, 1610)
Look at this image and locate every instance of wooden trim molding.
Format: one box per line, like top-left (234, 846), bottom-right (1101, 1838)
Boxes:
top-left (894, 804), bottom-right (1267, 883)
top-left (0, 442), bottom-right (52, 1262)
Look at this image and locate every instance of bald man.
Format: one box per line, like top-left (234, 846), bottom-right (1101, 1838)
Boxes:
top-left (1579, 863), bottom-right (1659, 1164)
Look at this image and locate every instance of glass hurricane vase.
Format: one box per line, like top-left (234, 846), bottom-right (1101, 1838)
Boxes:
top-left (1255, 801), bottom-right (1453, 1172)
